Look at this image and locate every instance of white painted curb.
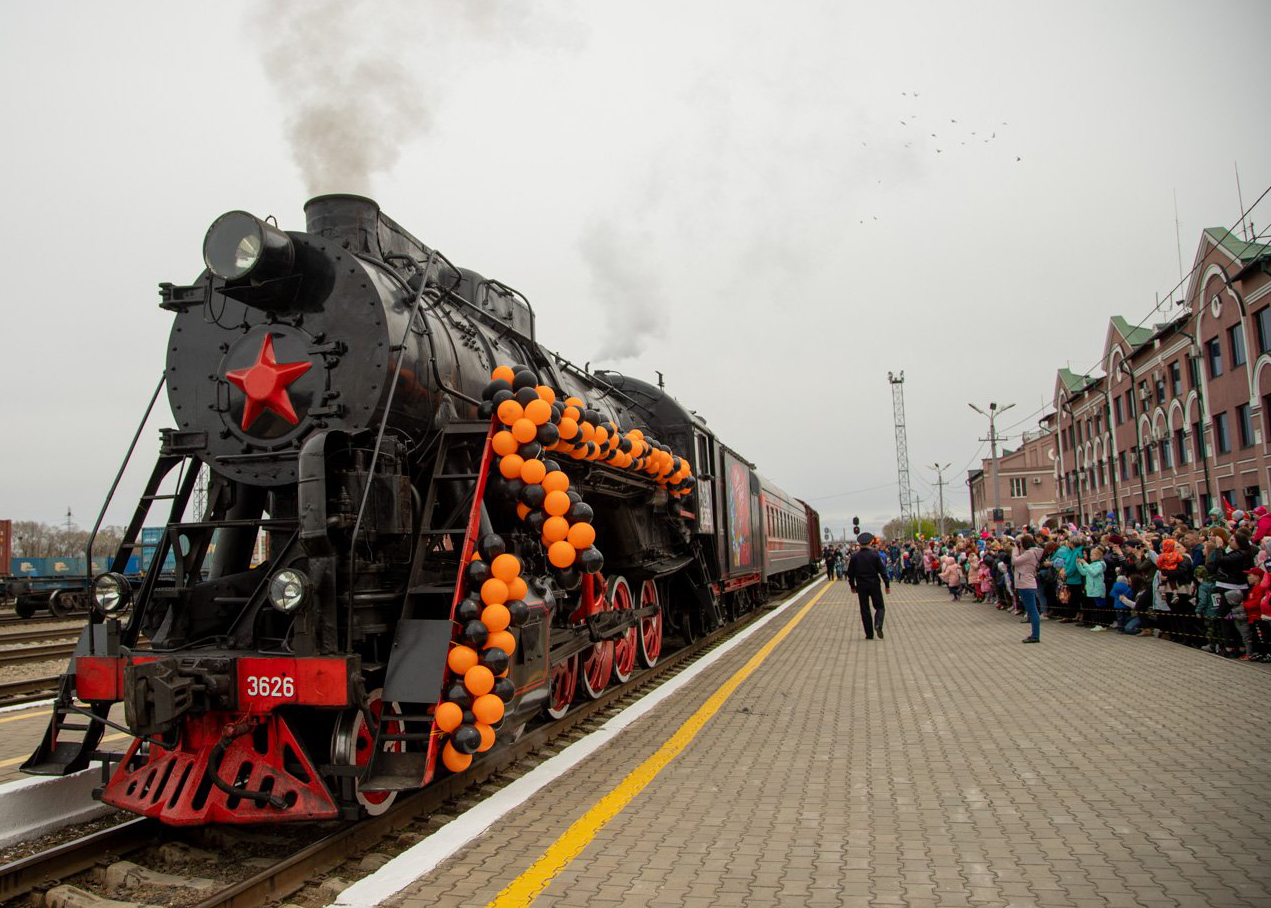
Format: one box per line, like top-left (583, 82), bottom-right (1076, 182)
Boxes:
top-left (335, 577), bottom-right (826, 908)
top-left (0, 769), bottom-right (115, 849)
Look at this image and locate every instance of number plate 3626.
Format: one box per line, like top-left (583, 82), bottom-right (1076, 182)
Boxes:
top-left (244, 675), bottom-right (295, 698)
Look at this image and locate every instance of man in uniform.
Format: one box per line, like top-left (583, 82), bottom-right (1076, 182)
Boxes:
top-left (847, 531), bottom-right (890, 639)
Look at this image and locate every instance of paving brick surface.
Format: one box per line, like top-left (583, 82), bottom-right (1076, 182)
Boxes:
top-left (388, 580), bottom-right (1271, 908)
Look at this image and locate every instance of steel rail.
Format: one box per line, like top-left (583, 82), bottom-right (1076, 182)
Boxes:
top-left (0, 819), bottom-right (158, 903)
top-left (0, 643), bottom-right (76, 668)
top-left (0, 676), bottom-right (60, 706)
top-left (0, 628), bottom-right (80, 646)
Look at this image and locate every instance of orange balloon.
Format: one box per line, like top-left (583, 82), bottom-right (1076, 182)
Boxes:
top-left (492, 431), bottom-right (518, 457)
top-left (476, 722), bottom-right (496, 752)
top-left (499, 454), bottom-right (525, 480)
top-left (516, 502), bottom-right (530, 520)
top-left (465, 664), bottom-right (495, 696)
top-left (521, 459), bottom-right (547, 485)
top-left (558, 417), bottom-right (579, 442)
top-left (496, 399), bottom-right (524, 426)
top-left (627, 429), bottom-right (643, 440)
top-left (491, 553), bottom-right (521, 583)
top-left (578, 422), bottom-right (595, 443)
top-left (486, 629), bottom-right (516, 655)
top-left (524, 398), bottom-right (551, 426)
top-left (544, 490), bottom-right (570, 516)
top-left (569, 446), bottom-right (589, 460)
top-left (543, 515), bottom-right (570, 544)
top-left (565, 396), bottom-right (584, 409)
top-left (593, 426), bottom-right (609, 446)
top-left (507, 576), bottom-right (528, 601)
top-left (435, 701), bottom-right (463, 733)
top-left (473, 693), bottom-right (505, 725)
top-left (482, 603), bottom-right (511, 632)
top-left (567, 522), bottom-right (596, 549)
top-left (548, 540), bottom-right (577, 568)
top-left (511, 418), bottom-right (537, 444)
top-left (536, 385), bottom-right (556, 404)
top-left (491, 365), bottom-right (516, 384)
top-left (481, 578), bottom-right (509, 606)
top-left (442, 741), bottom-right (472, 772)
top-left (542, 470), bottom-right (569, 494)
top-left (447, 645), bottom-right (478, 675)
top-left (563, 406), bottom-right (581, 422)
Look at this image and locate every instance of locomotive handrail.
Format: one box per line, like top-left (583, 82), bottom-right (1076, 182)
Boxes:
top-left (84, 372), bottom-right (167, 605)
top-left (347, 251), bottom-right (438, 649)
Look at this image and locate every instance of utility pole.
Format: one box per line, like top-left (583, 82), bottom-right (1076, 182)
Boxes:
top-left (65, 507), bottom-right (74, 533)
top-left (888, 372), bottom-right (914, 539)
top-left (969, 401), bottom-right (1014, 534)
top-left (930, 462), bottom-right (951, 537)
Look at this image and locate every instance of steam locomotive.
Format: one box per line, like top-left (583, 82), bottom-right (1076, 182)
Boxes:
top-left (23, 196), bottom-right (821, 825)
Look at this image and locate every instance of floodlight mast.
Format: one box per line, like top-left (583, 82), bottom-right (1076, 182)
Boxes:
top-left (888, 372), bottom-right (914, 539)
top-left (968, 401), bottom-right (1014, 532)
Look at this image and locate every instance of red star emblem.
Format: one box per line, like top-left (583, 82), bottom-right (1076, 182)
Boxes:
top-left (225, 334), bottom-right (313, 430)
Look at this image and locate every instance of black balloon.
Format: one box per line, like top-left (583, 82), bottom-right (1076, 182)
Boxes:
top-left (467, 560), bottom-right (492, 587)
top-left (492, 388), bottom-right (515, 408)
top-left (515, 386), bottom-right (539, 407)
top-left (480, 534), bottom-right (507, 560)
top-left (452, 724), bottom-right (482, 755)
top-left (579, 546), bottom-right (605, 573)
top-left (536, 423), bottom-right (559, 447)
top-left (518, 441), bottom-right (544, 461)
top-left (521, 483), bottom-right (547, 509)
top-left (477, 400), bottom-right (494, 420)
top-left (619, 437), bottom-right (632, 453)
top-left (462, 709), bottom-right (477, 726)
top-left (446, 682), bottom-right (473, 709)
top-left (481, 647), bottom-right (510, 674)
top-left (554, 566), bottom-right (582, 590)
top-left (512, 370), bottom-right (538, 391)
top-left (526, 509), bottom-right (548, 534)
top-left (506, 599), bottom-right (530, 627)
top-left (542, 459), bottom-right (562, 473)
top-left (493, 677), bottom-right (516, 703)
top-left (462, 619), bottom-right (489, 647)
top-left (568, 501), bottom-right (594, 523)
top-left (456, 595), bottom-right (482, 623)
top-left (483, 379), bottom-right (512, 401)
top-left (505, 478), bottom-right (526, 502)
top-left (566, 490), bottom-right (582, 505)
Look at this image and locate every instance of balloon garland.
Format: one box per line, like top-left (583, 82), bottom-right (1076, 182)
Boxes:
top-left (434, 363), bottom-right (695, 772)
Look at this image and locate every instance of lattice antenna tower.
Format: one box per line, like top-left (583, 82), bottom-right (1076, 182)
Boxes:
top-left (887, 372), bottom-right (914, 532)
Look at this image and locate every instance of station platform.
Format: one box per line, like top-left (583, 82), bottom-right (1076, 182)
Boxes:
top-left (366, 577), bottom-right (1271, 908)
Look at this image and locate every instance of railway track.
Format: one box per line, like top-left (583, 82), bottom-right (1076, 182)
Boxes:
top-left (0, 642), bottom-right (76, 668)
top-left (0, 675), bottom-right (61, 707)
top-left (0, 627), bottom-right (80, 646)
top-left (0, 582), bottom-right (811, 908)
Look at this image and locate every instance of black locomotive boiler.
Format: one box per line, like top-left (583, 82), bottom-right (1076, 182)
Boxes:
top-left (24, 196), bottom-right (821, 824)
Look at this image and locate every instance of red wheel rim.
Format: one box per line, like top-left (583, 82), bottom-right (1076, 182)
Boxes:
top-left (638, 580), bottom-right (662, 667)
top-left (581, 637), bottom-right (613, 698)
top-left (609, 577), bottom-right (638, 683)
top-left (547, 654), bottom-right (578, 719)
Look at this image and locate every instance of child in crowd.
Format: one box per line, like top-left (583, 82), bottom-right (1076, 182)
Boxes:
top-left (1109, 571), bottom-right (1131, 632)
top-left (1076, 546), bottom-right (1107, 629)
top-left (1194, 566), bottom-right (1221, 652)
top-left (941, 557), bottom-right (964, 600)
top-left (976, 560), bottom-right (993, 603)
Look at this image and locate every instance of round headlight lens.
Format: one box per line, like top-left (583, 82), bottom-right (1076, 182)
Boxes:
top-left (268, 568), bottom-right (309, 613)
top-left (93, 572), bottom-right (133, 615)
top-left (204, 211), bottom-right (265, 280)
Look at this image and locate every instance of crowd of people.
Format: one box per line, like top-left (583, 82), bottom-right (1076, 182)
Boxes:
top-left (823, 504), bottom-right (1271, 658)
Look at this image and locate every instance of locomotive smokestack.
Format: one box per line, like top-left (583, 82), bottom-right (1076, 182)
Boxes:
top-left (304, 195), bottom-right (383, 258)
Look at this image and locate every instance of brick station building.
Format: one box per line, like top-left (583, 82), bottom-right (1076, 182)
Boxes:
top-left (1051, 228), bottom-right (1271, 526)
top-left (967, 417), bottom-right (1059, 530)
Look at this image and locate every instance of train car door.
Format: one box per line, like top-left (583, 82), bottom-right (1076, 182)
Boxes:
top-left (694, 431), bottom-right (716, 535)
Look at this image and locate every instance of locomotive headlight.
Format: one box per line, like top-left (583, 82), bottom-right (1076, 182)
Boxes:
top-left (268, 568), bottom-right (310, 614)
top-left (92, 572), bottom-right (133, 615)
top-left (203, 210), bottom-right (296, 284)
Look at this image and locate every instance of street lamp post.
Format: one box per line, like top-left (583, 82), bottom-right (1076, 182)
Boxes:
top-left (969, 401), bottom-right (1014, 533)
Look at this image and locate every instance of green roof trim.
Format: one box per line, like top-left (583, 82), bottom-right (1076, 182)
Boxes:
top-left (1204, 227), bottom-right (1271, 263)
top-left (1110, 315), bottom-right (1154, 348)
top-left (1058, 367), bottom-right (1096, 393)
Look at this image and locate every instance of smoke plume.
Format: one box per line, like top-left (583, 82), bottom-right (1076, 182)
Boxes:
top-left (579, 219), bottom-right (667, 362)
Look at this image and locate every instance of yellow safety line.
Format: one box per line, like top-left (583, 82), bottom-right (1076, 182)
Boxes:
top-left (0, 708), bottom-right (53, 725)
top-left (485, 583), bottom-right (831, 908)
top-left (0, 731), bottom-right (129, 769)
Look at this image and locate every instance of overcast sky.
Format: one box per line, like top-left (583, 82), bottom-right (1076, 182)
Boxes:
top-left (2, 0), bottom-right (1269, 540)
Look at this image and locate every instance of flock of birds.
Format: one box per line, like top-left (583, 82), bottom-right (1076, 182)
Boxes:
top-left (856, 92), bottom-right (1021, 226)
